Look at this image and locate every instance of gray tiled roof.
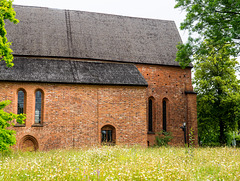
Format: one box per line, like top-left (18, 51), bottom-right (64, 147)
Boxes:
top-left (0, 57), bottom-right (147, 86)
top-left (5, 5), bottom-right (183, 66)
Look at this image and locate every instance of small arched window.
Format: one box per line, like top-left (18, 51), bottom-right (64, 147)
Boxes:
top-left (17, 89), bottom-right (26, 115)
top-left (35, 90), bottom-right (43, 124)
top-left (163, 99), bottom-right (167, 132)
top-left (101, 125), bottom-right (116, 146)
top-left (148, 99), bottom-right (153, 132)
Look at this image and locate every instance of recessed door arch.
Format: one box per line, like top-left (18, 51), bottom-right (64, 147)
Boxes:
top-left (19, 135), bottom-right (39, 151)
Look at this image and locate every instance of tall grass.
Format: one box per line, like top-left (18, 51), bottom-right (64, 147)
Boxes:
top-left (0, 146), bottom-right (239, 180)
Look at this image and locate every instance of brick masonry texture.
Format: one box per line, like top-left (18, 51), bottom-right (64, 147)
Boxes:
top-left (0, 64), bottom-right (197, 150)
top-left (1, 82), bottom-right (147, 150)
top-left (0, 6), bottom-right (198, 150)
top-left (136, 64), bottom-right (198, 146)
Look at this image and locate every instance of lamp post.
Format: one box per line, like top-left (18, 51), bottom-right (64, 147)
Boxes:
top-left (180, 122), bottom-right (187, 144)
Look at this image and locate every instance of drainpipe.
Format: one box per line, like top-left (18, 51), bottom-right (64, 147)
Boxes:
top-left (180, 122), bottom-right (187, 144)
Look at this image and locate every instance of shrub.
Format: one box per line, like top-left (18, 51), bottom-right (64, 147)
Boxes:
top-left (235, 132), bottom-right (240, 147)
top-left (0, 100), bottom-right (25, 152)
top-left (155, 130), bottom-right (173, 146)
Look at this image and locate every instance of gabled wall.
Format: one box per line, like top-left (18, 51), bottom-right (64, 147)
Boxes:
top-left (137, 64), bottom-right (198, 146)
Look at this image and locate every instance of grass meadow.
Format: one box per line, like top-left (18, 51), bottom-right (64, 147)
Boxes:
top-left (0, 146), bottom-right (239, 180)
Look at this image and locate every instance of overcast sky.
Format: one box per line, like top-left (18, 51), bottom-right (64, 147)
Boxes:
top-left (13, 0), bottom-right (188, 42)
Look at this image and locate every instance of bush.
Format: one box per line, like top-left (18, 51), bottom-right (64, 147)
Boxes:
top-left (155, 130), bottom-right (173, 146)
top-left (0, 100), bottom-right (25, 152)
top-left (225, 131), bottom-right (240, 147)
top-left (235, 133), bottom-right (240, 147)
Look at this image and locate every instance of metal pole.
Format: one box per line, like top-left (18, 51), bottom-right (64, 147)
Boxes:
top-left (181, 122), bottom-right (187, 144)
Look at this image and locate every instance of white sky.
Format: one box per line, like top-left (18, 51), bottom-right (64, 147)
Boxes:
top-left (13, 0), bottom-right (188, 42)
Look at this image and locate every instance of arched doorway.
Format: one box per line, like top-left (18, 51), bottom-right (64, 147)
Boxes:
top-left (101, 125), bottom-right (116, 146)
top-left (20, 135), bottom-right (39, 151)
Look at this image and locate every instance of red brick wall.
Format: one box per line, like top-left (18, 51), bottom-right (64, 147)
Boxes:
top-left (136, 64), bottom-right (197, 146)
top-left (0, 82), bottom-right (147, 150)
top-left (0, 64), bottom-right (198, 150)
top-left (186, 93), bottom-right (198, 145)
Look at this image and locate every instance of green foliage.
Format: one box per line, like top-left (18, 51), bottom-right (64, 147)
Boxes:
top-left (155, 130), bottom-right (173, 146)
top-left (0, 0), bottom-right (22, 153)
top-left (0, 0), bottom-right (19, 67)
top-left (185, 128), bottom-right (195, 157)
top-left (175, 0), bottom-right (240, 145)
top-left (194, 41), bottom-right (240, 145)
top-left (225, 131), bottom-right (240, 147)
top-left (236, 133), bottom-right (240, 147)
top-left (175, 0), bottom-right (240, 67)
top-left (0, 100), bottom-right (25, 152)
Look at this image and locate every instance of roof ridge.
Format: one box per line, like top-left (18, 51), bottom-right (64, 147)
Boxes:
top-left (7, 5), bottom-right (184, 67)
top-left (12, 4), bottom-right (175, 22)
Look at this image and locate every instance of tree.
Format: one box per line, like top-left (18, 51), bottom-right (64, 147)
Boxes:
top-left (194, 41), bottom-right (240, 145)
top-left (0, 0), bottom-right (19, 67)
top-left (0, 101), bottom-right (25, 152)
top-left (175, 0), bottom-right (240, 146)
top-left (0, 0), bottom-right (25, 152)
top-left (175, 0), bottom-right (240, 68)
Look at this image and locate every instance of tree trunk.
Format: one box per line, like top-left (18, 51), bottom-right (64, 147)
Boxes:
top-left (219, 119), bottom-right (225, 145)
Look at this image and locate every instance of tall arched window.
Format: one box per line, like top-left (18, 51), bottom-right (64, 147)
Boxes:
top-left (17, 89), bottom-right (26, 115)
top-left (163, 99), bottom-right (167, 131)
top-left (35, 90), bottom-right (43, 124)
top-left (148, 99), bottom-right (153, 132)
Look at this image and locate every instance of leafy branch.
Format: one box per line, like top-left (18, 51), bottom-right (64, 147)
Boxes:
top-left (0, 0), bottom-right (19, 67)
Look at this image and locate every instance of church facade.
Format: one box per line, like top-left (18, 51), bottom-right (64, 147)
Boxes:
top-left (0, 5), bottom-right (197, 151)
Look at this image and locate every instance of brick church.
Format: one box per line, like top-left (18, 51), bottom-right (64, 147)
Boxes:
top-left (0, 5), bottom-right (197, 151)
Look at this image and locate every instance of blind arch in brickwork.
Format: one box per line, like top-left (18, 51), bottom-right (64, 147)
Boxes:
top-left (19, 135), bottom-right (39, 151)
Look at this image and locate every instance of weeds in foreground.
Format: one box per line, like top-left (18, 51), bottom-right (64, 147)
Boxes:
top-left (0, 146), bottom-right (239, 180)
top-left (185, 128), bottom-right (195, 158)
top-left (155, 130), bottom-right (173, 147)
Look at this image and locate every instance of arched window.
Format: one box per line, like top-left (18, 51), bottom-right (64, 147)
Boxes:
top-left (163, 99), bottom-right (167, 131)
top-left (148, 99), bottom-right (153, 132)
top-left (101, 125), bottom-right (116, 146)
top-left (17, 89), bottom-right (26, 115)
top-left (35, 90), bottom-right (43, 124)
